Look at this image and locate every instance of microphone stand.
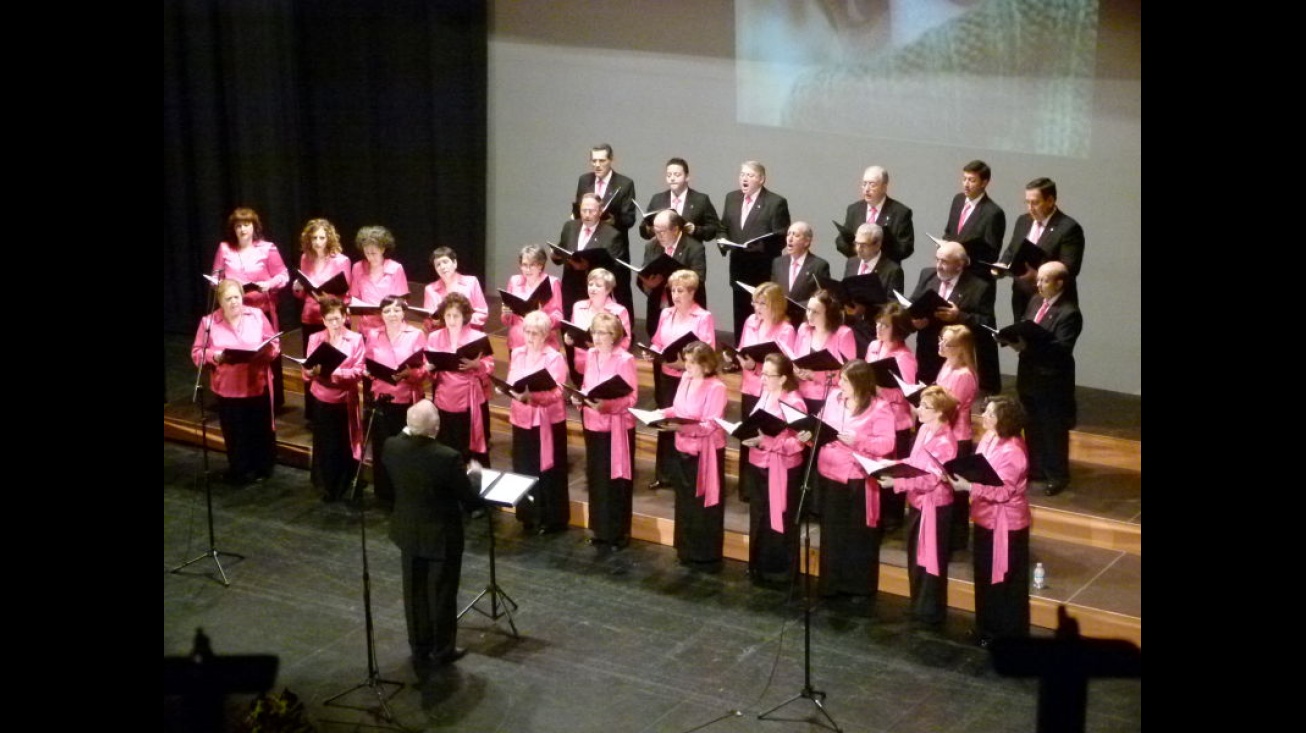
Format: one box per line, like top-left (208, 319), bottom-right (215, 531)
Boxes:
top-left (323, 394), bottom-right (405, 726)
top-left (172, 273), bottom-right (246, 587)
top-left (759, 369), bottom-right (842, 732)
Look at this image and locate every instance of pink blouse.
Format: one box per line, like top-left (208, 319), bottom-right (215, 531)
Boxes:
top-left (663, 375), bottom-right (727, 506)
top-left (427, 326), bottom-right (494, 454)
top-left (422, 273), bottom-right (489, 330)
top-left (935, 364), bottom-right (978, 442)
top-left (569, 299), bottom-right (633, 376)
top-left (865, 339), bottom-right (918, 432)
top-left (303, 328), bottom-right (366, 461)
top-left (364, 323), bottom-right (427, 405)
top-left (502, 274), bottom-right (563, 350)
top-left (191, 306), bottom-right (281, 400)
top-left (507, 346), bottom-right (569, 471)
top-left (579, 348), bottom-right (638, 480)
top-left (651, 305), bottom-right (716, 378)
top-left (893, 422), bottom-right (958, 576)
top-left (746, 389), bottom-right (808, 531)
top-left (793, 324), bottom-right (857, 402)
top-left (212, 240), bottom-right (289, 328)
top-left (738, 315), bottom-right (797, 397)
top-left (349, 259), bottom-right (410, 333)
top-left (293, 252), bottom-right (353, 326)
top-left (969, 432), bottom-right (1031, 584)
top-left (815, 390), bottom-right (896, 526)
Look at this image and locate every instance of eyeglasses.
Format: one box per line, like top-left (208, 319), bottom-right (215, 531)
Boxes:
top-left (761, 371), bottom-right (783, 378)
top-left (591, 330), bottom-right (614, 336)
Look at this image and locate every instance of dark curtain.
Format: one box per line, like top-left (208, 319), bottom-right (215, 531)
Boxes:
top-left (163, 0), bottom-right (488, 337)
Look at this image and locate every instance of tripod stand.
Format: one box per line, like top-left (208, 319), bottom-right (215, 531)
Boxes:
top-left (172, 277), bottom-right (246, 587)
top-left (324, 396), bottom-right (405, 725)
top-left (759, 371), bottom-right (842, 732)
top-left (459, 469), bottom-right (530, 638)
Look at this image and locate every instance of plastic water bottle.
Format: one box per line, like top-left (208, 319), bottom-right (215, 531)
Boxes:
top-left (1032, 562), bottom-right (1046, 590)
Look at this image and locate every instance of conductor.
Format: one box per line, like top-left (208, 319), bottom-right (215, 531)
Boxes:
top-left (384, 399), bottom-right (484, 667)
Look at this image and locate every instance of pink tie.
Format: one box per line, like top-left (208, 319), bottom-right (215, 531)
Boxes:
top-left (1034, 299), bottom-right (1051, 324)
top-left (1029, 220), bottom-right (1044, 244)
top-left (595, 178), bottom-right (605, 197)
top-left (672, 195), bottom-right (681, 212)
top-left (859, 260), bottom-right (870, 275)
top-left (958, 201), bottom-right (974, 230)
top-left (664, 243), bottom-right (676, 257)
top-left (866, 205), bottom-right (878, 224)
top-left (939, 279), bottom-right (952, 300)
top-left (790, 258), bottom-right (801, 289)
top-left (581, 226), bottom-right (593, 250)
top-left (741, 195), bottom-right (753, 226)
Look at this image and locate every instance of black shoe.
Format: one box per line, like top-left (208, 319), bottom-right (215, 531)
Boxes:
top-left (433, 647), bottom-right (467, 665)
top-left (1044, 481), bottom-right (1067, 496)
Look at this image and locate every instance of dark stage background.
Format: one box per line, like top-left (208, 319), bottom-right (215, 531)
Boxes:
top-left (163, 0), bottom-right (488, 336)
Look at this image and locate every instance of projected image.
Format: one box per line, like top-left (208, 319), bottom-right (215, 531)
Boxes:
top-left (736, 0), bottom-right (1099, 158)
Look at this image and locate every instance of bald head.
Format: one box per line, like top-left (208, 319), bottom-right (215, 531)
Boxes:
top-left (1036, 261), bottom-right (1070, 299)
top-left (406, 399), bottom-right (440, 438)
top-left (935, 241), bottom-right (969, 280)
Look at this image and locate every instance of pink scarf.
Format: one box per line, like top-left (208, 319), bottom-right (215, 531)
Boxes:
top-left (469, 377), bottom-right (488, 454)
top-left (991, 509), bottom-right (1011, 584)
top-left (536, 403), bottom-right (555, 472)
top-left (863, 476), bottom-right (881, 528)
top-left (694, 435), bottom-right (721, 507)
top-left (610, 424), bottom-right (632, 480)
top-left (916, 494), bottom-right (941, 576)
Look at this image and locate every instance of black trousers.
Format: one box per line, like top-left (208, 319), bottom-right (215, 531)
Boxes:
top-left (400, 549), bottom-right (462, 658)
top-left (215, 393), bottom-right (276, 480)
top-left (584, 428), bottom-right (635, 545)
top-left (972, 525), bottom-right (1031, 641)
top-left (745, 462), bottom-right (802, 582)
top-left (312, 400), bottom-right (357, 499)
top-left (512, 422), bottom-right (570, 531)
top-left (437, 405), bottom-right (492, 468)
top-left (817, 475), bottom-right (882, 597)
top-left (673, 448), bottom-right (726, 565)
top-left (905, 504), bottom-right (953, 625)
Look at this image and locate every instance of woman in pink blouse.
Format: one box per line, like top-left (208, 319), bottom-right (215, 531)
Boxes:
top-left (804, 359), bottom-right (895, 604)
top-left (647, 269), bottom-right (716, 491)
top-left (348, 225), bottom-right (410, 335)
top-left (880, 385), bottom-right (959, 628)
top-left (500, 244), bottom-right (563, 351)
top-left (740, 353), bottom-right (808, 586)
top-left (949, 395), bottom-right (1031, 648)
top-left (935, 324), bottom-right (980, 553)
top-left (422, 246), bottom-right (488, 332)
top-left (564, 268), bottom-right (632, 386)
top-left (735, 281), bottom-right (796, 501)
top-left (302, 295), bottom-right (366, 502)
top-left (211, 207), bottom-right (289, 409)
top-left (191, 279), bottom-right (281, 485)
top-left (362, 296), bottom-right (428, 505)
top-left (792, 289), bottom-right (858, 415)
top-left (571, 312), bottom-right (638, 552)
top-left (292, 218), bottom-right (352, 424)
top-left (503, 310), bottom-right (571, 534)
top-left (865, 301), bottom-right (918, 534)
top-left (658, 341), bottom-right (727, 571)
top-left (427, 292), bottom-right (495, 467)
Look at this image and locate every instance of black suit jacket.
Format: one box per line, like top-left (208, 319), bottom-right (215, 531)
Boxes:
top-left (943, 193), bottom-right (1006, 280)
top-left (639, 234), bottom-right (707, 317)
top-left (638, 188), bottom-right (721, 242)
top-left (842, 255), bottom-right (905, 298)
top-left (909, 268), bottom-right (998, 389)
top-left (720, 188), bottom-right (791, 280)
top-left (1016, 296), bottom-right (1081, 395)
top-left (771, 252), bottom-right (831, 303)
top-left (556, 219), bottom-right (627, 315)
top-left (835, 197), bottom-right (915, 262)
top-left (384, 432), bottom-right (482, 559)
top-left (576, 171), bottom-right (637, 234)
top-left (1001, 208), bottom-right (1085, 318)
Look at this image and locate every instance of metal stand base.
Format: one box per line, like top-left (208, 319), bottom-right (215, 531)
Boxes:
top-left (758, 685), bottom-right (842, 732)
top-left (170, 549), bottom-right (246, 587)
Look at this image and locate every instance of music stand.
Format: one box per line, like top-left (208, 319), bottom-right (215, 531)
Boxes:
top-left (458, 468), bottom-right (537, 638)
top-left (171, 279), bottom-right (246, 586)
top-left (758, 372), bottom-right (842, 732)
top-left (323, 397), bottom-right (405, 727)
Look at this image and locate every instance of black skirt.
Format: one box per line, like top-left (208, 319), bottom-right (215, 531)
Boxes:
top-left (584, 428), bottom-right (635, 545)
top-left (817, 474), bottom-right (881, 597)
top-left (512, 421), bottom-right (570, 531)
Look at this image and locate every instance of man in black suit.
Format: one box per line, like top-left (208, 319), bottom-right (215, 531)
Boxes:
top-left (555, 192), bottom-right (631, 318)
top-left (770, 221), bottom-right (830, 319)
top-left (843, 223), bottom-right (905, 356)
top-left (638, 157), bottom-right (721, 243)
top-left (943, 160), bottom-right (1006, 282)
top-left (720, 160), bottom-right (791, 342)
top-left (996, 177), bottom-right (1085, 320)
top-left (575, 143), bottom-right (637, 273)
top-left (384, 399), bottom-right (484, 668)
top-left (834, 165), bottom-right (915, 264)
top-left (638, 209), bottom-right (707, 341)
top-left (1009, 262), bottom-right (1082, 496)
top-left (909, 241), bottom-right (997, 388)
